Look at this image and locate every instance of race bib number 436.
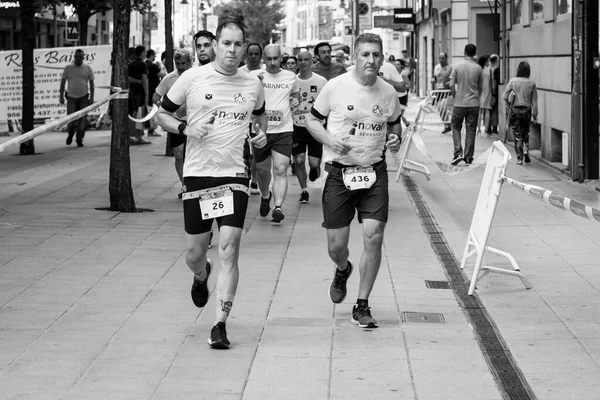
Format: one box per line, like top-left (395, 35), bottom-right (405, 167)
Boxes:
top-left (342, 167), bottom-right (376, 190)
top-left (199, 189), bottom-right (234, 220)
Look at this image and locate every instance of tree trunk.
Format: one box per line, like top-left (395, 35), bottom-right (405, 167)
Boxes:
top-left (164, 0), bottom-right (174, 73)
top-left (164, 0), bottom-right (174, 156)
top-left (19, 0), bottom-right (35, 155)
top-left (109, 0), bottom-right (136, 212)
top-left (78, 11), bottom-right (90, 46)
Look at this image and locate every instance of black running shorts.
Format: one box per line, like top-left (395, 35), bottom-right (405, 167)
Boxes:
top-left (292, 125), bottom-right (323, 159)
top-left (253, 132), bottom-right (293, 163)
top-left (183, 177), bottom-right (250, 234)
top-left (321, 160), bottom-right (389, 229)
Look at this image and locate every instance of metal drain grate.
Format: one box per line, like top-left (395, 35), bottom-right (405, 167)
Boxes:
top-left (401, 312), bottom-right (446, 324)
top-left (425, 280), bottom-right (451, 289)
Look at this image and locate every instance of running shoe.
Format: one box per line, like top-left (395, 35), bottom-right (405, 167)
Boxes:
top-left (76, 141), bottom-right (84, 147)
top-left (450, 155), bottom-right (463, 166)
top-left (309, 166), bottom-right (321, 182)
top-left (66, 133), bottom-right (74, 145)
top-left (329, 261), bottom-right (353, 304)
top-left (271, 206), bottom-right (284, 223)
top-left (351, 304), bottom-right (378, 328)
top-left (516, 159), bottom-right (523, 165)
top-left (208, 321), bottom-right (230, 349)
top-left (191, 258), bottom-right (212, 308)
top-left (465, 158), bottom-right (473, 166)
top-left (299, 191), bottom-right (309, 204)
top-left (259, 192), bottom-right (272, 217)
top-left (250, 182), bottom-right (260, 194)
top-left (524, 153), bottom-right (531, 164)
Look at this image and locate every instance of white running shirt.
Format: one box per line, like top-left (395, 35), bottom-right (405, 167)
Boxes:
top-left (293, 72), bottom-right (327, 127)
top-left (311, 72), bottom-right (401, 167)
top-left (252, 69), bottom-right (299, 134)
top-left (165, 64), bottom-right (265, 178)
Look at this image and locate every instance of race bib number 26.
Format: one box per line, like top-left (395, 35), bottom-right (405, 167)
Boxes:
top-left (342, 167), bottom-right (376, 190)
top-left (199, 189), bottom-right (234, 220)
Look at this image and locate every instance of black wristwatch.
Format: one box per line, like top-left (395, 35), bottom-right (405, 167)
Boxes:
top-left (178, 122), bottom-right (187, 134)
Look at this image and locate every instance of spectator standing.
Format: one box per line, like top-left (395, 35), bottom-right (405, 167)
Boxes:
top-left (489, 54), bottom-right (500, 134)
top-left (145, 49), bottom-right (164, 137)
top-left (400, 49), bottom-right (415, 92)
top-left (128, 45), bottom-right (150, 145)
top-left (59, 49), bottom-right (94, 147)
top-left (448, 43), bottom-right (483, 166)
top-left (432, 52), bottom-right (453, 133)
top-left (477, 55), bottom-right (493, 135)
top-left (503, 61), bottom-right (538, 165)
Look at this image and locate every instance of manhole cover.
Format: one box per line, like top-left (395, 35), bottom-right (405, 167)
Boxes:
top-left (401, 312), bottom-right (445, 323)
top-left (425, 280), bottom-right (451, 289)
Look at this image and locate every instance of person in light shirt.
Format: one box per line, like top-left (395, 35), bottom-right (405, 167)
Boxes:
top-left (305, 33), bottom-right (402, 330)
top-left (155, 18), bottom-right (268, 350)
top-left (292, 50), bottom-right (328, 204)
top-left (252, 44), bottom-right (301, 224)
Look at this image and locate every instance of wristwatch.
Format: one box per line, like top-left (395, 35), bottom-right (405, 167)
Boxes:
top-left (178, 122), bottom-right (187, 134)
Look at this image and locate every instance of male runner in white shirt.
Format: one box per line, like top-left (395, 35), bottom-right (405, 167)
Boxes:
top-left (155, 19), bottom-right (268, 350)
top-left (252, 44), bottom-right (301, 223)
top-left (306, 33), bottom-right (402, 329)
top-left (292, 50), bottom-right (327, 204)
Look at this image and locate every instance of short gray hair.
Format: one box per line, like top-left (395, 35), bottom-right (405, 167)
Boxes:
top-left (354, 33), bottom-right (383, 53)
top-left (174, 49), bottom-right (192, 61)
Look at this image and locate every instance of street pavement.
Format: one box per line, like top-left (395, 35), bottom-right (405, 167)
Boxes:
top-left (0, 98), bottom-right (599, 399)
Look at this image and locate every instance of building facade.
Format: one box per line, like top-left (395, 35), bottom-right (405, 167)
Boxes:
top-left (415, 0), bottom-right (600, 182)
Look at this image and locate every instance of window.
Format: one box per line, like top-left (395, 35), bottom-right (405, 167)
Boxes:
top-left (531, 0), bottom-right (545, 21)
top-left (512, 0), bottom-right (523, 25)
top-left (556, 0), bottom-right (571, 15)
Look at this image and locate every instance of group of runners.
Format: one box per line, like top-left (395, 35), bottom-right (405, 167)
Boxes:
top-left (154, 18), bottom-right (407, 349)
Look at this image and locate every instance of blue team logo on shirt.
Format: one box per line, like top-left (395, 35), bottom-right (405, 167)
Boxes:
top-left (372, 105), bottom-right (383, 117)
top-left (310, 85), bottom-right (317, 93)
top-left (234, 93), bottom-right (247, 104)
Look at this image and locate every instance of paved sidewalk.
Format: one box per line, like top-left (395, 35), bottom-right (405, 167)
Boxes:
top-left (0, 105), bottom-right (599, 399)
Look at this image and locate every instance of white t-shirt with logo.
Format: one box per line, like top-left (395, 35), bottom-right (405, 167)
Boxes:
top-left (165, 64), bottom-right (265, 178)
top-left (293, 73), bottom-right (327, 127)
top-left (155, 70), bottom-right (187, 121)
top-left (312, 72), bottom-right (401, 167)
top-left (252, 69), bottom-right (299, 134)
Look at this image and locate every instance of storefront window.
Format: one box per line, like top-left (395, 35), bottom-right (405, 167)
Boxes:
top-left (556, 0), bottom-right (571, 15)
top-left (512, 0), bottom-right (523, 25)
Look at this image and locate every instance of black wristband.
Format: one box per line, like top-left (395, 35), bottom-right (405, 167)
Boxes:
top-left (178, 122), bottom-right (187, 134)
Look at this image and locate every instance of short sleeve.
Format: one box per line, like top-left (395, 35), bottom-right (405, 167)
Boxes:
top-left (311, 79), bottom-right (333, 119)
top-left (164, 72), bottom-right (188, 108)
top-left (254, 80), bottom-right (266, 114)
top-left (291, 75), bottom-right (300, 94)
top-left (155, 75), bottom-right (169, 97)
top-left (87, 65), bottom-right (94, 80)
top-left (61, 66), bottom-right (68, 80)
top-left (388, 95), bottom-right (402, 123)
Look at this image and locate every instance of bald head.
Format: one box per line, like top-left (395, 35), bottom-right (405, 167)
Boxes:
top-left (264, 44), bottom-right (282, 73)
top-left (297, 50), bottom-right (313, 74)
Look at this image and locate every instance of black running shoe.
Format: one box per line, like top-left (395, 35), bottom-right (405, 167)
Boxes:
top-left (524, 153), bottom-right (531, 164)
top-left (191, 259), bottom-right (212, 308)
top-left (208, 321), bottom-right (230, 349)
top-left (329, 261), bottom-right (353, 304)
top-left (309, 166), bottom-right (321, 182)
top-left (450, 155), bottom-right (463, 166)
top-left (271, 206), bottom-right (284, 223)
top-left (259, 192), bottom-right (271, 217)
top-left (299, 191), bottom-right (309, 204)
top-left (66, 133), bottom-right (74, 145)
top-left (351, 304), bottom-right (378, 328)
